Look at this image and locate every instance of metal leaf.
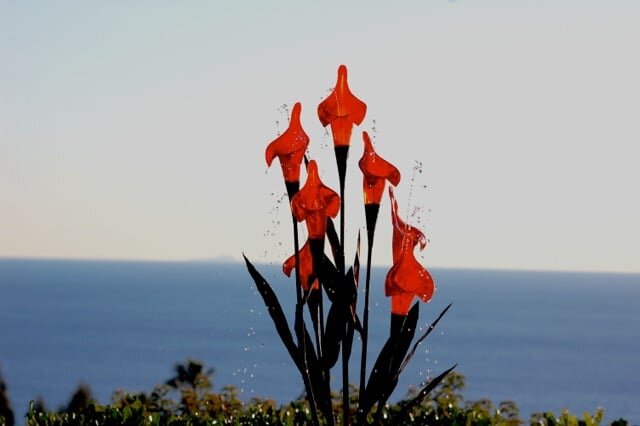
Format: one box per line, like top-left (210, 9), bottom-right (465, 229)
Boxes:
top-left (325, 218), bottom-right (341, 265)
top-left (396, 302), bottom-right (452, 381)
top-left (400, 364), bottom-right (458, 412)
top-left (295, 309), bottom-right (333, 422)
top-left (360, 303), bottom-right (420, 416)
top-left (243, 254), bottom-right (300, 368)
top-left (322, 302), bottom-right (344, 369)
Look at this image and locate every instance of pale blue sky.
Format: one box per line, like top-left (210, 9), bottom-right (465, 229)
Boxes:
top-left (1, 1), bottom-right (639, 273)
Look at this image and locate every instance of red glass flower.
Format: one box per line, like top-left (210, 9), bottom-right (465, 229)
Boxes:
top-left (283, 239), bottom-right (319, 292)
top-left (265, 102), bottom-right (309, 183)
top-left (385, 186), bottom-right (434, 315)
top-left (389, 186), bottom-right (426, 263)
top-left (384, 249), bottom-right (434, 316)
top-left (290, 160), bottom-right (340, 238)
top-left (358, 131), bottom-right (401, 205)
top-left (317, 65), bottom-right (367, 147)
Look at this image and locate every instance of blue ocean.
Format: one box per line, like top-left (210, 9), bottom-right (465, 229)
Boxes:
top-left (1, 259), bottom-right (639, 424)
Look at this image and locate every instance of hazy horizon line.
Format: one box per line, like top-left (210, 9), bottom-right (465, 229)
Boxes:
top-left (1, 255), bottom-right (639, 276)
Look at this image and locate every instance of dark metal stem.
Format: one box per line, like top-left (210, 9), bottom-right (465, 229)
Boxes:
top-left (358, 203), bottom-right (379, 423)
top-left (309, 238), bottom-right (331, 410)
top-left (359, 235), bottom-right (374, 403)
top-left (334, 146), bottom-right (348, 274)
top-left (334, 145), bottom-right (349, 425)
top-left (334, 145), bottom-right (350, 425)
top-left (288, 183), bottom-right (302, 309)
top-left (288, 183), bottom-right (320, 426)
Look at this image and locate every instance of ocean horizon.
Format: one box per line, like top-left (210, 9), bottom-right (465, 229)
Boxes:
top-left (1, 258), bottom-right (639, 424)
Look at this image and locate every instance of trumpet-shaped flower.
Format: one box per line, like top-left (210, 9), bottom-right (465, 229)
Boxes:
top-left (283, 239), bottom-right (319, 292)
top-left (384, 248), bottom-right (434, 316)
top-left (317, 65), bottom-right (367, 147)
top-left (385, 186), bottom-right (434, 315)
top-left (265, 102), bottom-right (309, 183)
top-left (389, 186), bottom-right (426, 263)
top-left (290, 160), bottom-right (340, 238)
top-left (358, 131), bottom-right (401, 205)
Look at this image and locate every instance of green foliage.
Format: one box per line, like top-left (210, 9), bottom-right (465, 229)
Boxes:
top-left (1, 369), bottom-right (15, 426)
top-left (378, 371), bottom-right (520, 425)
top-left (530, 407), bottom-right (607, 426)
top-left (9, 359), bottom-right (629, 426)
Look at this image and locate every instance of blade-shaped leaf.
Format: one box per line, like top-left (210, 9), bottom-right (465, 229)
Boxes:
top-left (325, 218), bottom-right (340, 264)
top-left (379, 304), bottom-right (420, 403)
top-left (344, 266), bottom-right (358, 305)
top-left (396, 302), bottom-right (452, 381)
top-left (244, 255), bottom-right (300, 368)
top-left (307, 290), bottom-right (323, 349)
top-left (318, 254), bottom-right (340, 301)
top-left (360, 303), bottom-right (420, 416)
top-left (295, 310), bottom-right (333, 422)
top-left (353, 231), bottom-right (361, 285)
top-left (342, 266), bottom-right (358, 364)
top-left (389, 302), bottom-right (420, 374)
top-left (350, 305), bottom-right (363, 334)
top-left (343, 316), bottom-right (355, 363)
top-left (360, 336), bottom-right (393, 416)
top-left (322, 302), bottom-right (344, 369)
top-left (400, 364), bottom-right (458, 412)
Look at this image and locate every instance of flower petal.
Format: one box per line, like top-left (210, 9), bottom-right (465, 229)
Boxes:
top-left (265, 102), bottom-right (309, 182)
top-left (391, 293), bottom-right (415, 316)
top-left (317, 65), bottom-right (367, 147)
top-left (389, 187), bottom-right (427, 262)
top-left (282, 240), bottom-right (319, 291)
top-left (359, 132), bottom-right (401, 204)
top-left (290, 160), bottom-right (340, 238)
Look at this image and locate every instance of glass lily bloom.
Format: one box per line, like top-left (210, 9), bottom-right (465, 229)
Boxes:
top-left (290, 160), bottom-right (340, 239)
top-left (283, 239), bottom-right (319, 292)
top-left (389, 186), bottom-right (427, 263)
top-left (358, 131), bottom-right (401, 205)
top-left (265, 102), bottom-right (309, 183)
top-left (385, 186), bottom-right (434, 315)
top-left (317, 65), bottom-right (367, 148)
top-left (385, 248), bottom-right (435, 316)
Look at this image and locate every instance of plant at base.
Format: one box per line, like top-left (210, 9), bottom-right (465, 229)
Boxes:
top-left (0, 369), bottom-right (14, 426)
top-left (15, 360), bottom-right (628, 426)
top-left (244, 64), bottom-right (456, 425)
